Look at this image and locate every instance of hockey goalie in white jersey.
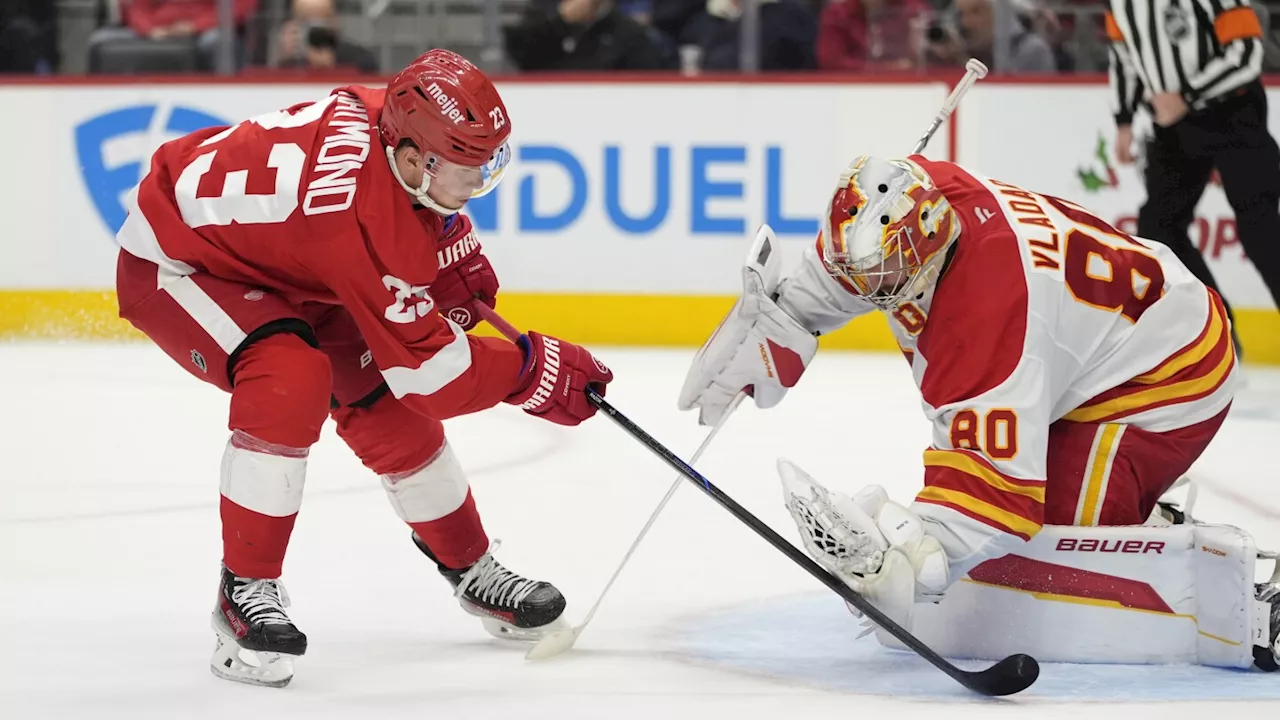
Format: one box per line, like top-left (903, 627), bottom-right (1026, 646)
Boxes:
top-left (679, 155), bottom-right (1280, 671)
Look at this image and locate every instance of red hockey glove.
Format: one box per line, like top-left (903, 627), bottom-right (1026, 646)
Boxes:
top-left (506, 332), bottom-right (613, 426)
top-left (431, 227), bottom-right (498, 331)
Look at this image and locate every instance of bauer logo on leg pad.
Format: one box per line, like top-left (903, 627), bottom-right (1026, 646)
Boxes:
top-left (1055, 538), bottom-right (1165, 554)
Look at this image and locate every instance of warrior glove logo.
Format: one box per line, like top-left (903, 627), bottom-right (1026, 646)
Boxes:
top-left (436, 230), bottom-right (481, 269)
top-left (520, 338), bottom-right (562, 411)
top-left (446, 307), bottom-right (473, 327)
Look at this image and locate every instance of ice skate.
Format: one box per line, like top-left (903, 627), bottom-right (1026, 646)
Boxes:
top-left (209, 565), bottom-right (307, 688)
top-left (412, 533), bottom-right (567, 641)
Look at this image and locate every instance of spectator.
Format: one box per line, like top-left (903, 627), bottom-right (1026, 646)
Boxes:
top-left (274, 0), bottom-right (377, 74)
top-left (617, 0), bottom-right (680, 68)
top-left (928, 0), bottom-right (1055, 73)
top-left (816, 0), bottom-right (931, 72)
top-left (89, 0), bottom-right (258, 71)
top-left (1015, 0), bottom-right (1073, 71)
top-left (0, 0), bottom-right (57, 73)
top-left (504, 0), bottom-right (666, 71)
top-left (682, 0), bottom-right (817, 72)
top-left (651, 0), bottom-right (703, 45)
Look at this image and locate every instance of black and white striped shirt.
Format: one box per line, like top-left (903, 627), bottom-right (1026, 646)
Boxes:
top-left (1107, 0), bottom-right (1264, 125)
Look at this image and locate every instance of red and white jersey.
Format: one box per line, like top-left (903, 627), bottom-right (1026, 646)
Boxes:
top-left (116, 86), bottom-right (523, 419)
top-left (776, 156), bottom-right (1238, 575)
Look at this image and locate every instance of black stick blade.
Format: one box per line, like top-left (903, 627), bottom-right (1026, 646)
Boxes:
top-left (963, 653), bottom-right (1039, 697)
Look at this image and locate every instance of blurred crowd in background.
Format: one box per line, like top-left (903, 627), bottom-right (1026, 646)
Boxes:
top-left (2, 0), bottom-right (1279, 76)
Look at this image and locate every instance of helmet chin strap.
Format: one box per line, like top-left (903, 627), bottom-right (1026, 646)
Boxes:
top-left (385, 146), bottom-right (461, 216)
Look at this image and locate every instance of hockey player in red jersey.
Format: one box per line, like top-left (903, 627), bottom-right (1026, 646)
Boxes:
top-left (115, 49), bottom-right (613, 687)
top-left (679, 155), bottom-right (1279, 671)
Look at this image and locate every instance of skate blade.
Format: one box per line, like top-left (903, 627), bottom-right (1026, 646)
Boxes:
top-left (210, 631), bottom-right (296, 688)
top-left (525, 625), bottom-right (581, 661)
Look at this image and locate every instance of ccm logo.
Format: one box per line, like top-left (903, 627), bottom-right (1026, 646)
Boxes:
top-left (1056, 538), bottom-right (1165, 554)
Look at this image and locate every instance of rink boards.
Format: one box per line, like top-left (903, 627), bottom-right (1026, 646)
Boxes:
top-left (0, 76), bottom-right (1275, 363)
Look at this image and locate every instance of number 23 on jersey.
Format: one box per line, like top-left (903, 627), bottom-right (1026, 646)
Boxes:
top-left (174, 94), bottom-right (371, 229)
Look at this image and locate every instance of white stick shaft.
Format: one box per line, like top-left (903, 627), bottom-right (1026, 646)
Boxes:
top-left (910, 59), bottom-right (988, 155)
top-left (573, 394), bottom-right (745, 634)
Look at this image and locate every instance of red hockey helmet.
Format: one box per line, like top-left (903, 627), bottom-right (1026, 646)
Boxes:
top-left (380, 49), bottom-right (513, 211)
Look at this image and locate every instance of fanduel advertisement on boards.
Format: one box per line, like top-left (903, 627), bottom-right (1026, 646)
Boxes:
top-left (1, 79), bottom-right (1273, 310)
top-left (0, 82), bottom-right (946, 294)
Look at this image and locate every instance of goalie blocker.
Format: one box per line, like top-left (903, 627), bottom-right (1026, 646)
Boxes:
top-left (870, 521), bottom-right (1278, 669)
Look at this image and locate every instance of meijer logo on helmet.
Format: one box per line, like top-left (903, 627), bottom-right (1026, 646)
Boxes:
top-left (426, 82), bottom-right (466, 125)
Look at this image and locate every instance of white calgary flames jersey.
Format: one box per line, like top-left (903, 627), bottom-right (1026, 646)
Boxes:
top-left (774, 157), bottom-right (1238, 577)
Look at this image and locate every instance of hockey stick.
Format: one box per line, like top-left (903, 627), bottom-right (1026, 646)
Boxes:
top-left (912, 59), bottom-right (988, 155)
top-left (470, 302), bottom-right (746, 660)
top-left (525, 392), bottom-right (745, 661)
top-left (474, 304), bottom-right (1038, 695)
top-left (581, 387), bottom-right (1039, 697)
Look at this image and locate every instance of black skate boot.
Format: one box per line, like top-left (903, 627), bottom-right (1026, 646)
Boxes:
top-left (412, 533), bottom-right (567, 641)
top-left (210, 565), bottom-right (307, 687)
top-left (1255, 577), bottom-right (1279, 672)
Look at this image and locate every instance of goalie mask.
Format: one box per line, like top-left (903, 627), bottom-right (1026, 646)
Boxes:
top-left (819, 156), bottom-right (961, 310)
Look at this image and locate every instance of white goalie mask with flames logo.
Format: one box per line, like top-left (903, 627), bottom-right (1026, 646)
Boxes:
top-left (819, 156), bottom-right (962, 310)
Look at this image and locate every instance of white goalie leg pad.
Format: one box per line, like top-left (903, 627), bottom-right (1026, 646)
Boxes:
top-left (877, 523), bottom-right (1262, 668)
top-left (779, 459), bottom-right (948, 633)
top-left (1195, 524), bottom-right (1266, 668)
top-left (220, 433), bottom-right (308, 517)
top-left (380, 442), bottom-right (470, 523)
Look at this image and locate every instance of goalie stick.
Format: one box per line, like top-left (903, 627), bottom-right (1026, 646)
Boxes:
top-left (472, 302), bottom-right (745, 661)
top-left (473, 303), bottom-right (1039, 696)
top-left (913, 59), bottom-right (988, 155)
top-left (525, 393), bottom-right (745, 661)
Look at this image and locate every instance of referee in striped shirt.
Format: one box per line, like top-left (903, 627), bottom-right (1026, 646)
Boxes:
top-left (1107, 0), bottom-right (1280, 354)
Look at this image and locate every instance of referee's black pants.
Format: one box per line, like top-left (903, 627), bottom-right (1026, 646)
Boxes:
top-left (1137, 80), bottom-right (1280, 332)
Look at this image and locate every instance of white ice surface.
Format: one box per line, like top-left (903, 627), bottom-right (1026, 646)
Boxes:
top-left (1, 343), bottom-right (1277, 719)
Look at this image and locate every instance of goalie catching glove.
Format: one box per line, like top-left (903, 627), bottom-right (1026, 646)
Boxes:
top-left (678, 225), bottom-right (818, 426)
top-left (779, 459), bottom-right (950, 635)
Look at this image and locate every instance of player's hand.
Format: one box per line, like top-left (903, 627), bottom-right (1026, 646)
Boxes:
top-left (1115, 125), bottom-right (1135, 165)
top-left (1151, 92), bottom-right (1188, 127)
top-left (430, 239), bottom-right (498, 331)
top-left (507, 331), bottom-right (613, 426)
top-left (678, 227), bottom-right (817, 426)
